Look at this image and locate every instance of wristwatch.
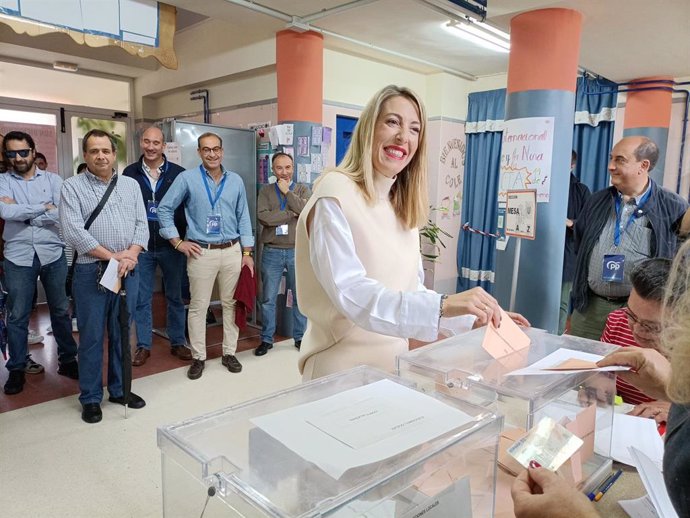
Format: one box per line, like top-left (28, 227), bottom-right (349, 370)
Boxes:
top-left (242, 250), bottom-right (253, 257)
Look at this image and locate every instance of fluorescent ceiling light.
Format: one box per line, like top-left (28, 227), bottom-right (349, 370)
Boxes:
top-left (444, 20), bottom-right (510, 53)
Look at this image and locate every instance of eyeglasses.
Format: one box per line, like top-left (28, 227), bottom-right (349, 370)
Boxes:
top-left (623, 307), bottom-right (661, 334)
top-left (3, 149), bottom-right (32, 159)
top-left (200, 146), bottom-right (222, 156)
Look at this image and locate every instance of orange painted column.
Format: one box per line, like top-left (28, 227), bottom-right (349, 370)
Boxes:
top-left (623, 76), bottom-right (673, 184)
top-left (276, 30), bottom-right (323, 123)
top-left (494, 8), bottom-right (582, 333)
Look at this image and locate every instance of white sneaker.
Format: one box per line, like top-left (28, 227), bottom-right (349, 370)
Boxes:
top-left (72, 318), bottom-right (79, 333)
top-left (27, 330), bottom-right (44, 345)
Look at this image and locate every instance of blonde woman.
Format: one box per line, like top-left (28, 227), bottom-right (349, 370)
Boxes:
top-left (512, 240), bottom-right (690, 517)
top-left (295, 85), bottom-right (527, 381)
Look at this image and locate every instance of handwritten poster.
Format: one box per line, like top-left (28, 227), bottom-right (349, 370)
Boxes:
top-left (498, 117), bottom-right (554, 203)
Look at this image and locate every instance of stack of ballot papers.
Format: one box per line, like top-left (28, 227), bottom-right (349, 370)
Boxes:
top-left (618, 447), bottom-right (678, 518)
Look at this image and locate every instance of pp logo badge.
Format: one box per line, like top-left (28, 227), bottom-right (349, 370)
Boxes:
top-left (602, 254), bottom-right (625, 283)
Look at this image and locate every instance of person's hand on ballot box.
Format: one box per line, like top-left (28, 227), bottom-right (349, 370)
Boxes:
top-left (597, 348), bottom-right (672, 402)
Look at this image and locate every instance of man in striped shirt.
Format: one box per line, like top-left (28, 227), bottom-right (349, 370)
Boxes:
top-left (600, 257), bottom-right (671, 423)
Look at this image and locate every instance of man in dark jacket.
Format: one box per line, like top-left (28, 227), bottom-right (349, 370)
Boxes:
top-left (560, 150), bottom-right (591, 334)
top-left (123, 126), bottom-right (191, 365)
top-left (570, 136), bottom-right (688, 340)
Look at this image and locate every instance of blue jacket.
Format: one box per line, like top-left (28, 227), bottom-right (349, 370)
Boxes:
top-left (123, 155), bottom-right (186, 251)
top-left (572, 180), bottom-right (687, 312)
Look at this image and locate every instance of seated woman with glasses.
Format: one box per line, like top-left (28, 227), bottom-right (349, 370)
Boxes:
top-left (598, 257), bottom-right (672, 423)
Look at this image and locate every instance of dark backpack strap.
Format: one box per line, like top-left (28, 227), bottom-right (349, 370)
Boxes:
top-left (68, 174), bottom-right (119, 277)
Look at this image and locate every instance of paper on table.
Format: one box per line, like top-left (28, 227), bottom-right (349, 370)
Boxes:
top-left (481, 309), bottom-right (531, 359)
top-left (630, 447), bottom-right (678, 518)
top-left (251, 379), bottom-right (474, 479)
top-left (594, 413), bottom-right (664, 470)
top-left (619, 495), bottom-right (660, 518)
top-left (98, 258), bottom-right (121, 293)
top-left (506, 348), bottom-right (631, 376)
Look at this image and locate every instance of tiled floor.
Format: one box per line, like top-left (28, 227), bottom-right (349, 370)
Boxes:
top-left (0, 297), bottom-right (298, 517)
top-left (0, 296), bottom-right (281, 413)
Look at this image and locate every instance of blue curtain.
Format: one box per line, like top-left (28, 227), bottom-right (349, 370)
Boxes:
top-left (457, 89), bottom-right (506, 293)
top-left (572, 76), bottom-right (618, 192)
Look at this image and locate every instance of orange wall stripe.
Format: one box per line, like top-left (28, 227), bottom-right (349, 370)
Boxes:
top-left (276, 30), bottom-right (323, 123)
top-left (507, 8), bottom-right (582, 94)
top-left (624, 77), bottom-right (673, 129)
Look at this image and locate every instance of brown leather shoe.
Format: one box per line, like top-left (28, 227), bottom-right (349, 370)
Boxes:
top-left (187, 359), bottom-right (205, 380)
top-left (132, 347), bottom-right (150, 367)
top-left (171, 346), bottom-right (192, 361)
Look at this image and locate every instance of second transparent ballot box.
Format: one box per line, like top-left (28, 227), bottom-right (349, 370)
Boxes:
top-left (397, 327), bottom-right (617, 493)
top-left (157, 365), bottom-right (503, 517)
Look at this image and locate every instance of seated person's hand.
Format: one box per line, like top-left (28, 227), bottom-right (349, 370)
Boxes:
top-left (628, 400), bottom-right (671, 424)
top-left (577, 372), bottom-right (615, 407)
top-left (512, 464), bottom-right (599, 518)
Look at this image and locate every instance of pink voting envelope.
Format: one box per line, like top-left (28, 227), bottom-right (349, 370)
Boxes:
top-left (481, 309), bottom-right (531, 359)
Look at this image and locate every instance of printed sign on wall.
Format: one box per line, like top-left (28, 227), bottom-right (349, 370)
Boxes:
top-left (498, 117), bottom-right (554, 203)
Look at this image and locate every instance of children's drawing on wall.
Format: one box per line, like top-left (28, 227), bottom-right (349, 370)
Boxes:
top-left (439, 137), bottom-right (466, 219)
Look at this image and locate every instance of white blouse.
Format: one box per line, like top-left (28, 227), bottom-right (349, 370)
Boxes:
top-left (309, 197), bottom-right (475, 342)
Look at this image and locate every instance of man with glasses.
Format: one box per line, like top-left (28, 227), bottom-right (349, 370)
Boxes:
top-left (255, 153), bottom-right (310, 356)
top-left (600, 257), bottom-right (672, 423)
top-left (0, 131), bottom-right (79, 395)
top-left (157, 132), bottom-right (254, 380)
top-left (123, 126), bottom-right (191, 367)
top-left (570, 136), bottom-right (687, 340)
top-left (61, 129), bottom-right (149, 423)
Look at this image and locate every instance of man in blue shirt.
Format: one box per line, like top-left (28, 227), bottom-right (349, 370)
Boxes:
top-left (123, 126), bottom-right (191, 367)
top-left (157, 132), bottom-right (254, 380)
top-left (0, 131), bottom-right (78, 395)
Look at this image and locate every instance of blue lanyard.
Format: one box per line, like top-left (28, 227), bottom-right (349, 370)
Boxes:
top-left (614, 188), bottom-right (651, 246)
top-left (274, 182), bottom-right (294, 211)
top-left (200, 165), bottom-right (227, 211)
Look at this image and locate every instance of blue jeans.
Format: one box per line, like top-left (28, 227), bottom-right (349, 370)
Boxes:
top-left (134, 247), bottom-right (186, 348)
top-left (4, 253), bottom-right (77, 372)
top-left (73, 262), bottom-right (139, 405)
top-left (259, 247), bottom-right (306, 344)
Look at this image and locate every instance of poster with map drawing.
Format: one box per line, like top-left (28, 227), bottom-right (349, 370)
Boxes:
top-left (498, 117), bottom-right (554, 203)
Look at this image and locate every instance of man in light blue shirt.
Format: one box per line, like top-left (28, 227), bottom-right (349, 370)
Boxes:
top-left (157, 132), bottom-right (254, 380)
top-left (0, 131), bottom-right (78, 395)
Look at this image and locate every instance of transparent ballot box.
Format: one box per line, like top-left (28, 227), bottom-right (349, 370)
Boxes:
top-left (157, 366), bottom-right (502, 517)
top-left (397, 328), bottom-right (617, 494)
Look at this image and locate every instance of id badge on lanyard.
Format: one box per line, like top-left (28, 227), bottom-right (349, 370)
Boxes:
top-left (206, 215), bottom-right (221, 235)
top-left (602, 254), bottom-right (625, 283)
top-left (147, 200), bottom-right (159, 221)
top-left (201, 166), bottom-right (227, 236)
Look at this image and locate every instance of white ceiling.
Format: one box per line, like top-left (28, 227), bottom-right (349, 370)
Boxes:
top-left (0, 0), bottom-right (688, 82)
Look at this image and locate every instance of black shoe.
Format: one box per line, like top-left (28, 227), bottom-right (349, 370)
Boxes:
top-left (188, 359), bottom-right (205, 380)
top-left (3, 370), bottom-right (25, 395)
top-left (221, 354), bottom-right (243, 373)
top-left (57, 360), bottom-right (79, 380)
top-left (206, 308), bottom-right (217, 324)
top-left (295, 340), bottom-right (301, 350)
top-left (108, 392), bottom-right (146, 409)
top-left (81, 403), bottom-right (102, 424)
top-left (254, 342), bottom-right (273, 356)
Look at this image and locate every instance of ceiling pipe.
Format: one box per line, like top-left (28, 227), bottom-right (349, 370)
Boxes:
top-left (301, 0), bottom-right (381, 23)
top-left (221, 0), bottom-right (477, 80)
